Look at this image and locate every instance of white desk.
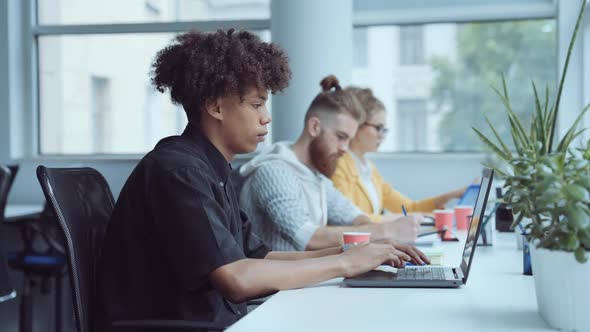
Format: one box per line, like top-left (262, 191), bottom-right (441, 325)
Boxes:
top-left (4, 204), bottom-right (44, 222)
top-left (227, 232), bottom-right (551, 332)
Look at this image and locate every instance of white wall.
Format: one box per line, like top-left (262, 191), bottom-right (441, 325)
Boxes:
top-left (0, 0), bottom-right (10, 164)
top-left (556, 0), bottom-right (587, 145)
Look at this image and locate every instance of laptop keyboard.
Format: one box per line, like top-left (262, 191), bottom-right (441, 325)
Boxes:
top-left (395, 267), bottom-right (447, 280)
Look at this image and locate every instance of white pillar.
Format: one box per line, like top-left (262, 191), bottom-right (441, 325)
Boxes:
top-left (583, 2), bottom-right (590, 141)
top-left (0, 0), bottom-right (11, 163)
top-left (0, 0), bottom-right (30, 163)
top-left (556, 0), bottom-right (586, 144)
top-left (368, 27), bottom-right (395, 151)
top-left (270, 0), bottom-right (353, 142)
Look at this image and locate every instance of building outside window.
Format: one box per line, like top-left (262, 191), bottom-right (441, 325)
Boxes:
top-left (352, 19), bottom-right (556, 152)
top-left (36, 0), bottom-right (270, 155)
top-left (399, 25), bottom-right (424, 66)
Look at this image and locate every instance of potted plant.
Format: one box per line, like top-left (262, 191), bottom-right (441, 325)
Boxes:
top-left (473, 1), bottom-right (590, 330)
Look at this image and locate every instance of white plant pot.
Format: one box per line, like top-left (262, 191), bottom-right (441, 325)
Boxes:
top-left (530, 245), bottom-right (590, 331)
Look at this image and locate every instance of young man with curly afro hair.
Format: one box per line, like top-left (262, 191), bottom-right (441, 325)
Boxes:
top-left (97, 29), bottom-right (414, 330)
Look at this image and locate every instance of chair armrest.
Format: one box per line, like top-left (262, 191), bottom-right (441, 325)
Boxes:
top-left (112, 319), bottom-right (228, 331)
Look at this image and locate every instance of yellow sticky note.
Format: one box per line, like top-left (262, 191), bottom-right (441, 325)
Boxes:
top-left (421, 248), bottom-right (444, 266)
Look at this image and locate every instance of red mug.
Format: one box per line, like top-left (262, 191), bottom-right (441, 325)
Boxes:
top-left (342, 232), bottom-right (371, 251)
top-left (434, 209), bottom-right (454, 240)
top-left (454, 205), bottom-right (473, 230)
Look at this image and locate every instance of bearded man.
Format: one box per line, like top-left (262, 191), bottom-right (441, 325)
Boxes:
top-left (239, 75), bottom-right (424, 252)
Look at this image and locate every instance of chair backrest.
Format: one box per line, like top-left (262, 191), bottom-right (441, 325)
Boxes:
top-left (0, 165), bottom-right (16, 302)
top-left (6, 164), bottom-right (18, 188)
top-left (0, 165), bottom-right (12, 221)
top-left (36, 166), bottom-right (115, 332)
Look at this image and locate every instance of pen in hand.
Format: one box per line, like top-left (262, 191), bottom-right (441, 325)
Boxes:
top-left (400, 204), bottom-right (426, 266)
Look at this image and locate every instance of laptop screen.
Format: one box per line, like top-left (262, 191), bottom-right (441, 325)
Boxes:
top-left (457, 184), bottom-right (480, 206)
top-left (459, 168), bottom-right (494, 284)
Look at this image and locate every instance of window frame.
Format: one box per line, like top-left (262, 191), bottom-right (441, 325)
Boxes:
top-left (23, 0), bottom-right (565, 159)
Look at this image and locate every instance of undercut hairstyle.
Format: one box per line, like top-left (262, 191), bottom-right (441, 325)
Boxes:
top-left (151, 29), bottom-right (292, 122)
top-left (304, 75), bottom-right (365, 124)
top-left (345, 87), bottom-right (385, 121)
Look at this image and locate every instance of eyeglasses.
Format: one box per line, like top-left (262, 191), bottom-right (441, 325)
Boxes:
top-left (363, 122), bottom-right (389, 135)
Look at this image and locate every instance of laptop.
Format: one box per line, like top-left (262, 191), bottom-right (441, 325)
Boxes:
top-left (457, 183), bottom-right (480, 207)
top-left (343, 168), bottom-right (494, 288)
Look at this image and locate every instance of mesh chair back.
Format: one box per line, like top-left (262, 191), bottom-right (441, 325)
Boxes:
top-left (37, 166), bottom-right (115, 332)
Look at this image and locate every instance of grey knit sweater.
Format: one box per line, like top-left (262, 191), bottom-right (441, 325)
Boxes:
top-left (239, 142), bottom-right (363, 251)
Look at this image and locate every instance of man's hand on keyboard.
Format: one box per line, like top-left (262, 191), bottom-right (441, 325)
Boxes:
top-left (340, 243), bottom-right (411, 278)
top-left (371, 241), bottom-right (431, 266)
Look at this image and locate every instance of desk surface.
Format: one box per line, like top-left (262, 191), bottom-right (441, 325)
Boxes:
top-left (4, 204), bottom-right (44, 222)
top-left (227, 232), bottom-right (550, 332)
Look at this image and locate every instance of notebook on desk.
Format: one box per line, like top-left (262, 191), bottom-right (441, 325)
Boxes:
top-left (343, 168), bottom-right (494, 288)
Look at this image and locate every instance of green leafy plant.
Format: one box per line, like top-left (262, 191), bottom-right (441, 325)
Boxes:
top-left (473, 1), bottom-right (590, 263)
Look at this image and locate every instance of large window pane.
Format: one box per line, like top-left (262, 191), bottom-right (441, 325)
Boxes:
top-left (38, 0), bottom-right (270, 25)
top-left (399, 25), bottom-right (424, 65)
top-left (38, 30), bottom-right (271, 155)
top-left (353, 27), bottom-right (368, 68)
top-left (397, 99), bottom-right (428, 151)
top-left (352, 19), bottom-right (556, 152)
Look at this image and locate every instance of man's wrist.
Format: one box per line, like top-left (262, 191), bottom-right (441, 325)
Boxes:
top-left (335, 252), bottom-right (349, 277)
top-left (369, 223), bottom-right (386, 242)
top-left (327, 246), bottom-right (344, 256)
top-left (352, 214), bottom-right (371, 225)
top-left (455, 187), bottom-right (467, 198)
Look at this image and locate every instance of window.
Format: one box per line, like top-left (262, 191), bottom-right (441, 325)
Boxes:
top-left (352, 19), bottom-right (556, 152)
top-left (90, 76), bottom-right (111, 153)
top-left (38, 33), bottom-right (186, 154)
top-left (397, 100), bottom-right (427, 151)
top-left (34, 1), bottom-right (270, 155)
top-left (145, 0), bottom-right (163, 16)
top-left (399, 25), bottom-right (424, 65)
top-left (353, 28), bottom-right (368, 68)
top-left (37, 0), bottom-right (270, 25)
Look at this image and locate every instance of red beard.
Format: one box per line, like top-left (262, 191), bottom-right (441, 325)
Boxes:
top-left (309, 135), bottom-right (343, 177)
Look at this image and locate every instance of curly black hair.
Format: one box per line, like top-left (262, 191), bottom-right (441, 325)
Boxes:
top-left (151, 29), bottom-right (292, 122)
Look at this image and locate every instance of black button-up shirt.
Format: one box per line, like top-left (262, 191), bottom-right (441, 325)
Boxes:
top-left (97, 124), bottom-right (270, 331)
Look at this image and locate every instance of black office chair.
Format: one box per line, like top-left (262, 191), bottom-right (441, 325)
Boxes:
top-left (0, 165), bottom-right (17, 303)
top-left (36, 166), bottom-right (227, 332)
top-left (0, 165), bottom-right (12, 224)
top-left (0, 245), bottom-right (16, 303)
top-left (3, 164), bottom-right (66, 332)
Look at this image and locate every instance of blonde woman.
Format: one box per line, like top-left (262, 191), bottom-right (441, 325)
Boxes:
top-left (331, 87), bottom-right (466, 222)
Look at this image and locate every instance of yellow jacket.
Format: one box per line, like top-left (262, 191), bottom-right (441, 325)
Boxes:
top-left (331, 152), bottom-right (440, 222)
